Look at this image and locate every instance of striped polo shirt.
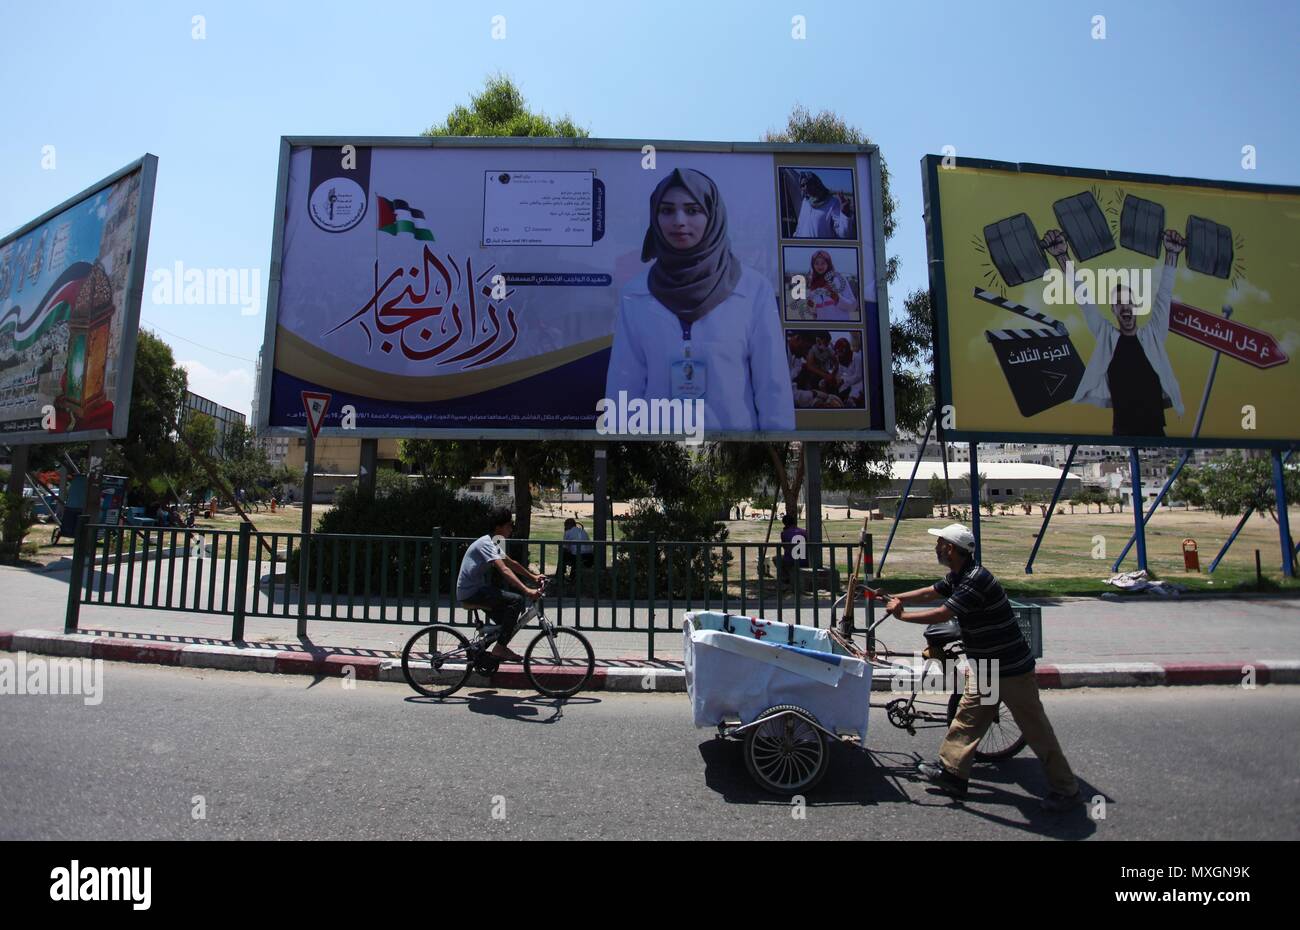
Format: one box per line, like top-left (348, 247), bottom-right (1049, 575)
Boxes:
top-left (933, 561), bottom-right (1034, 677)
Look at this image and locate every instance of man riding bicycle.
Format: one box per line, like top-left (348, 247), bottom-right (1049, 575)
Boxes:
top-left (455, 508), bottom-right (545, 662)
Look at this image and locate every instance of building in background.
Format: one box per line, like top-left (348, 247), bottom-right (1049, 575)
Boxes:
top-left (183, 391), bottom-right (245, 459)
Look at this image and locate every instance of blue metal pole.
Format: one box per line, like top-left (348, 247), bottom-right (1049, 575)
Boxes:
top-left (1273, 449), bottom-right (1294, 578)
top-left (877, 413), bottom-right (934, 575)
top-left (1128, 447), bottom-right (1147, 572)
top-left (1208, 448), bottom-right (1294, 574)
top-left (1208, 508), bottom-right (1254, 574)
top-left (1026, 444), bottom-right (1077, 574)
top-left (1112, 448), bottom-right (1192, 571)
top-left (970, 443), bottom-right (982, 564)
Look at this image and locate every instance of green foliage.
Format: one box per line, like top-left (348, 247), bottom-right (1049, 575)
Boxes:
top-left (288, 474), bottom-right (493, 594)
top-left (424, 74), bottom-right (588, 139)
top-left (105, 331), bottom-right (189, 494)
top-left (613, 453), bottom-right (732, 598)
top-left (0, 492), bottom-right (37, 563)
top-left (1178, 454), bottom-right (1299, 524)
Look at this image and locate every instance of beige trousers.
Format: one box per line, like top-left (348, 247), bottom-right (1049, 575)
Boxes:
top-left (938, 669), bottom-right (1078, 796)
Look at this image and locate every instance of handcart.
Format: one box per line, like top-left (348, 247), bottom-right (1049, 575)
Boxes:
top-left (685, 594), bottom-right (1026, 795)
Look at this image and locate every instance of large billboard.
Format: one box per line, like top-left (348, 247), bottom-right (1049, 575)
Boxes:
top-left (259, 138), bottom-right (894, 441)
top-left (0, 155), bottom-right (157, 444)
top-left (923, 156), bottom-right (1300, 448)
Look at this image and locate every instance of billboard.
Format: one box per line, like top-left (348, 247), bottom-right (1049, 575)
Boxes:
top-left (0, 155), bottom-right (157, 444)
top-left (923, 156), bottom-right (1300, 448)
top-left (259, 138), bottom-right (894, 440)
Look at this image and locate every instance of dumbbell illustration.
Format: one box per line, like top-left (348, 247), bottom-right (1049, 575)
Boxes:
top-left (983, 190), bottom-right (1234, 287)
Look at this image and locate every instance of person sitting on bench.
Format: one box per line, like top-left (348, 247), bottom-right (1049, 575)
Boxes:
top-left (775, 512), bottom-right (809, 581)
top-left (455, 508), bottom-right (544, 662)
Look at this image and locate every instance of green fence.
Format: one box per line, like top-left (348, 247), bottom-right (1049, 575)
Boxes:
top-left (64, 519), bottom-right (877, 660)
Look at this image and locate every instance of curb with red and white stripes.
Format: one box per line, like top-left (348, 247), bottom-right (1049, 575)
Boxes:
top-left (2, 629), bottom-right (1298, 691)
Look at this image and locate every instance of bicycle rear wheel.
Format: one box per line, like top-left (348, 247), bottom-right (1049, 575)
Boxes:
top-left (401, 624), bottom-right (473, 698)
top-left (524, 627), bottom-right (595, 697)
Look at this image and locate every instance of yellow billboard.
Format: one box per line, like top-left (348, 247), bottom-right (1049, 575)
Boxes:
top-left (922, 156), bottom-right (1300, 447)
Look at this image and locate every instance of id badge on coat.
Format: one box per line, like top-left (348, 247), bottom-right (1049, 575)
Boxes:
top-left (670, 358), bottom-right (707, 399)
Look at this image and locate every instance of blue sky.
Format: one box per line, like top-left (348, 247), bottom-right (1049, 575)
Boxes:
top-left (2, 0), bottom-right (1297, 416)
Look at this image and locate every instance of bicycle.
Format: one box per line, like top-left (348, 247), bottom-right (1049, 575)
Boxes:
top-left (401, 579), bottom-right (595, 699)
top-left (879, 618), bottom-right (1027, 762)
top-left (837, 587), bottom-right (1027, 763)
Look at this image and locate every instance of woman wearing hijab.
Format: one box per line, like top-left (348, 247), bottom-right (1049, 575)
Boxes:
top-left (793, 171), bottom-right (854, 239)
top-left (803, 249), bottom-right (858, 321)
top-left (605, 168), bottom-right (795, 432)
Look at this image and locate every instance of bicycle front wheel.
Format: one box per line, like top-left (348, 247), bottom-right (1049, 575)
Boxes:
top-left (401, 624), bottom-right (473, 698)
top-left (524, 627), bottom-right (595, 697)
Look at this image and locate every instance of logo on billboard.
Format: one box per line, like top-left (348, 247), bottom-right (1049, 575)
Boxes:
top-left (309, 177), bottom-right (367, 233)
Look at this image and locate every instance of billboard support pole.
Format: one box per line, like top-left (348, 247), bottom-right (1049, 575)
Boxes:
top-left (1273, 449), bottom-right (1294, 578)
top-left (359, 438), bottom-right (377, 501)
top-left (1112, 448), bottom-right (1192, 571)
top-left (805, 442), bottom-right (823, 569)
top-left (1025, 444), bottom-right (1077, 574)
top-left (85, 441), bottom-right (107, 523)
top-left (593, 445), bottom-right (608, 542)
top-left (969, 443), bottom-right (982, 564)
top-left (877, 410), bottom-right (934, 575)
top-left (297, 430), bottom-right (315, 633)
top-left (4, 444), bottom-right (26, 499)
top-left (1128, 447), bottom-right (1148, 572)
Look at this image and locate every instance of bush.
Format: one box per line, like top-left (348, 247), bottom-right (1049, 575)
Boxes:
top-left (613, 467), bottom-right (731, 599)
top-left (0, 492), bottom-right (37, 564)
top-left (286, 474), bottom-right (492, 594)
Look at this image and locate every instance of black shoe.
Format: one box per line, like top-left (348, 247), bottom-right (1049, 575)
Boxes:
top-left (1040, 790), bottom-right (1082, 812)
top-left (917, 761), bottom-right (968, 800)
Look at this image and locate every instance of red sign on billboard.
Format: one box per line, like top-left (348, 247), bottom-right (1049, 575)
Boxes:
top-left (1170, 302), bottom-right (1289, 369)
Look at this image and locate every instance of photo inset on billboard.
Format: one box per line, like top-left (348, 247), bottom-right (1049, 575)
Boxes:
top-left (785, 329), bottom-right (866, 409)
top-left (778, 166), bottom-right (857, 240)
top-left (781, 245), bottom-right (862, 322)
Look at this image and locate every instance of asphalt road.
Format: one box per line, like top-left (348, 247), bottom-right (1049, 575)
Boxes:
top-left (2, 664), bottom-right (1297, 840)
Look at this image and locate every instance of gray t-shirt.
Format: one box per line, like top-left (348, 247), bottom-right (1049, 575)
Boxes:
top-left (457, 534), bottom-right (504, 600)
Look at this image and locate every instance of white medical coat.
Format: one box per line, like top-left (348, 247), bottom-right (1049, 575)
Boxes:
top-left (605, 267), bottom-right (796, 432)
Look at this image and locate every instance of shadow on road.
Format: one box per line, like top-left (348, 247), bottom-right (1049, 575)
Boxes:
top-left (403, 691), bottom-right (601, 723)
top-left (700, 737), bottom-right (1102, 837)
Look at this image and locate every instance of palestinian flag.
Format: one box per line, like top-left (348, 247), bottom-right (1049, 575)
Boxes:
top-left (377, 196), bottom-right (434, 241)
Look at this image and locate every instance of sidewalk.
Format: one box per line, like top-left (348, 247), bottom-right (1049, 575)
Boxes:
top-left (3, 564), bottom-right (1299, 690)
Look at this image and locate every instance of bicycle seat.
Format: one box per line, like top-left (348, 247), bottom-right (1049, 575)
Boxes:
top-left (461, 604), bottom-right (490, 628)
top-left (923, 620), bottom-right (963, 650)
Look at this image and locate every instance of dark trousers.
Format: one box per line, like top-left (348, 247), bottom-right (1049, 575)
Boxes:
top-left (462, 586), bottom-right (526, 648)
top-left (560, 550), bottom-right (594, 580)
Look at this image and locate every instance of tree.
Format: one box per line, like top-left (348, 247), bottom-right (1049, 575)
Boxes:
top-left (928, 475), bottom-right (953, 517)
top-left (415, 75), bottom-right (589, 539)
top-left (1173, 467), bottom-right (1206, 509)
top-left (1190, 454), bottom-right (1300, 528)
top-left (102, 331), bottom-right (189, 499)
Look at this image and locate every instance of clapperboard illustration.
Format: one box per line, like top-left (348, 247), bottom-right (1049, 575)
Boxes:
top-left (975, 289), bottom-right (1085, 418)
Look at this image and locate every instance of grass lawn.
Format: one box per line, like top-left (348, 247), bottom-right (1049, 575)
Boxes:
top-left (19, 499), bottom-right (1298, 600)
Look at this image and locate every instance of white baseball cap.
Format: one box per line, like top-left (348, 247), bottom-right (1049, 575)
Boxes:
top-left (928, 523), bottom-right (976, 552)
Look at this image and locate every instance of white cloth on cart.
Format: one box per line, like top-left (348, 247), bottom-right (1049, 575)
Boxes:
top-left (684, 614), bottom-right (872, 746)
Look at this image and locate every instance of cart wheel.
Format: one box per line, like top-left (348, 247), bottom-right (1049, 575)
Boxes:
top-left (743, 705), bottom-right (830, 796)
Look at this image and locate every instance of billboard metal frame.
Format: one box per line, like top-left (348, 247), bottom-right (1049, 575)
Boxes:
top-left (1, 154), bottom-right (158, 445)
top-left (922, 153), bottom-right (1300, 452)
top-left (258, 136), bottom-right (894, 441)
